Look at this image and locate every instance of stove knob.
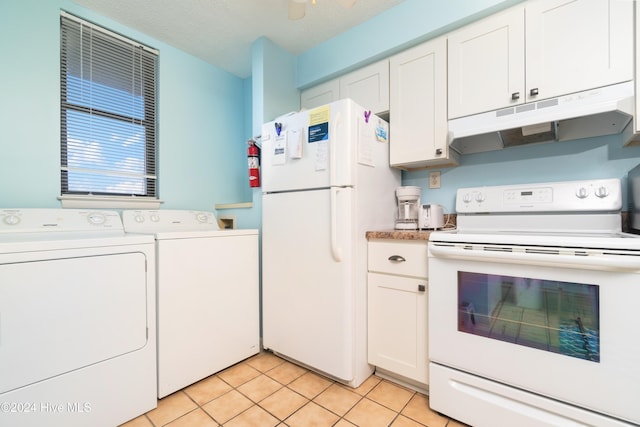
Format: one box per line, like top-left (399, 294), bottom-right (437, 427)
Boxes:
top-left (475, 192), bottom-right (485, 203)
top-left (150, 214), bottom-right (160, 222)
top-left (462, 193), bottom-right (472, 204)
top-left (134, 214), bottom-right (145, 223)
top-left (196, 213), bottom-right (209, 223)
top-left (576, 187), bottom-right (589, 199)
top-left (595, 186), bottom-right (609, 198)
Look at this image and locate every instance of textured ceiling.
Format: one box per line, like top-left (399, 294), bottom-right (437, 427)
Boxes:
top-left (71, 0), bottom-right (406, 78)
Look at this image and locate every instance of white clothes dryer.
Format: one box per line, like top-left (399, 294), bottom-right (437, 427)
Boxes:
top-left (122, 210), bottom-right (259, 398)
top-left (0, 209), bottom-right (156, 427)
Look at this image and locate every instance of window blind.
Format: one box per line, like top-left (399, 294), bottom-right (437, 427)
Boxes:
top-left (60, 13), bottom-right (158, 198)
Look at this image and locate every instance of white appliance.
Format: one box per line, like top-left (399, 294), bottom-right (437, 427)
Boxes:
top-left (0, 209), bottom-right (156, 427)
top-left (419, 203), bottom-right (444, 230)
top-left (261, 99), bottom-right (401, 387)
top-left (448, 81), bottom-right (633, 154)
top-left (395, 186), bottom-right (421, 230)
top-left (428, 179), bottom-right (640, 427)
top-left (122, 210), bottom-right (259, 398)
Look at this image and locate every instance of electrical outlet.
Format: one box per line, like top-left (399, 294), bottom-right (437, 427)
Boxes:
top-left (429, 171), bottom-right (441, 189)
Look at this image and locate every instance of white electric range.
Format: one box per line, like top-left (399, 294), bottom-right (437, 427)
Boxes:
top-left (428, 179), bottom-right (640, 427)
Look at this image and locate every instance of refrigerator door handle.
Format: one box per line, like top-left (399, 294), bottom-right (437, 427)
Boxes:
top-left (330, 187), bottom-right (343, 262)
top-left (330, 111), bottom-right (342, 187)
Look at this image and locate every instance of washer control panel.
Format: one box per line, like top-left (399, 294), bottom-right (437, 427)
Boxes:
top-left (456, 178), bottom-right (622, 213)
top-left (122, 210), bottom-right (220, 232)
top-left (0, 209), bottom-right (123, 233)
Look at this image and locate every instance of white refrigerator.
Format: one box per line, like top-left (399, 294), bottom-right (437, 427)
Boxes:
top-left (261, 99), bottom-right (401, 387)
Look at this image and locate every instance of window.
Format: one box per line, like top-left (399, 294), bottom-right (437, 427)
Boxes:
top-left (60, 13), bottom-right (158, 205)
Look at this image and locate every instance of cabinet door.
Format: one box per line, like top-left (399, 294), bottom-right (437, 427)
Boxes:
top-left (525, 0), bottom-right (633, 103)
top-left (389, 37), bottom-right (455, 169)
top-left (339, 60), bottom-right (389, 114)
top-left (635, 1), bottom-right (640, 136)
top-left (448, 5), bottom-right (525, 119)
top-left (300, 79), bottom-right (339, 110)
top-left (368, 272), bottom-right (428, 385)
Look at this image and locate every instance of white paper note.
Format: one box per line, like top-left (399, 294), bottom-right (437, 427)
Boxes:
top-left (288, 129), bottom-right (303, 159)
top-left (272, 132), bottom-right (287, 165)
top-left (315, 139), bottom-right (328, 171)
top-left (358, 117), bottom-right (375, 167)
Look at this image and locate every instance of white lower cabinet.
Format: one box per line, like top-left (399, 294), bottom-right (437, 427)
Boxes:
top-left (367, 240), bottom-right (428, 392)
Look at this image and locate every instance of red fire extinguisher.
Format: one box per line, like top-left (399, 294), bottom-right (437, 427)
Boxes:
top-left (247, 139), bottom-right (260, 188)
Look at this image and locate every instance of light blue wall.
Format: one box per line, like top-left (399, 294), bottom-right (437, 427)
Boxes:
top-left (296, 0), bottom-right (523, 88)
top-left (0, 0), bottom-right (248, 210)
top-left (251, 37), bottom-right (300, 136)
top-left (3, 0), bottom-right (640, 216)
top-left (403, 135), bottom-right (640, 214)
top-left (158, 47), bottom-right (246, 209)
top-left (293, 0), bottom-right (640, 214)
top-left (0, 0), bottom-right (61, 207)
top-left (235, 36), bottom-right (300, 230)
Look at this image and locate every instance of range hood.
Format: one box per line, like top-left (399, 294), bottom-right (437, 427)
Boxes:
top-left (448, 81), bottom-right (634, 155)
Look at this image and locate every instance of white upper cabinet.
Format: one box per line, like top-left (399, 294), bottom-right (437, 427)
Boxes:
top-left (626, 0), bottom-right (640, 143)
top-left (448, 0), bottom-right (633, 120)
top-left (448, 5), bottom-right (525, 120)
top-left (389, 36), bottom-right (457, 169)
top-left (300, 79), bottom-right (339, 111)
top-left (300, 60), bottom-right (390, 114)
top-left (339, 60), bottom-right (390, 114)
top-left (635, 1), bottom-right (640, 136)
top-left (526, 0), bottom-right (633, 103)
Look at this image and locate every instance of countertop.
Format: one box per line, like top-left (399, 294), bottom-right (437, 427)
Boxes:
top-left (366, 230), bottom-right (434, 241)
top-left (367, 212), bottom-right (631, 240)
top-left (367, 214), bottom-right (457, 241)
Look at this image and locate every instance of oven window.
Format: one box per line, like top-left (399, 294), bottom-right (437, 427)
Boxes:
top-left (458, 272), bottom-right (600, 362)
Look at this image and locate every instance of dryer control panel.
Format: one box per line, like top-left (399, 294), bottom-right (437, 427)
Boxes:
top-left (0, 209), bottom-right (123, 233)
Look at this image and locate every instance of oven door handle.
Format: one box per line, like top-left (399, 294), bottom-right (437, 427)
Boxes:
top-left (429, 244), bottom-right (640, 271)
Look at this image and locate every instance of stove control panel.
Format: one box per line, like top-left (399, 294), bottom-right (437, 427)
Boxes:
top-left (457, 179), bottom-right (621, 213)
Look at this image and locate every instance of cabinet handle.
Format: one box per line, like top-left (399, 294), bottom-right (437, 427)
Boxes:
top-left (418, 284), bottom-right (426, 292)
top-left (435, 148), bottom-right (443, 155)
top-left (511, 92), bottom-right (520, 100)
top-left (388, 255), bottom-right (406, 262)
top-left (530, 88), bottom-right (539, 96)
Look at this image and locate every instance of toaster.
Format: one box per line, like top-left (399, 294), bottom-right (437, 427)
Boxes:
top-left (419, 204), bottom-right (444, 229)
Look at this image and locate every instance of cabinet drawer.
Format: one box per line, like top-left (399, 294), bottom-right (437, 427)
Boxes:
top-left (368, 240), bottom-right (428, 278)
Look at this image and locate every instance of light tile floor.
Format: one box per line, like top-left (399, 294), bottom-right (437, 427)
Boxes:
top-left (120, 352), bottom-right (469, 427)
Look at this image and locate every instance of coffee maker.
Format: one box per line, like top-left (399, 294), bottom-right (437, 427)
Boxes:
top-left (395, 186), bottom-right (421, 230)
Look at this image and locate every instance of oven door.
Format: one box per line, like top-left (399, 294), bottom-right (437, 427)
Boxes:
top-left (428, 240), bottom-right (640, 426)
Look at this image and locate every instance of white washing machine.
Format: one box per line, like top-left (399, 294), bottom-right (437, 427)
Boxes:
top-left (0, 209), bottom-right (156, 427)
top-left (122, 210), bottom-right (260, 398)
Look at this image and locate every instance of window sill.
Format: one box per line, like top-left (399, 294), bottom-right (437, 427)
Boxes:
top-left (59, 195), bottom-right (163, 210)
